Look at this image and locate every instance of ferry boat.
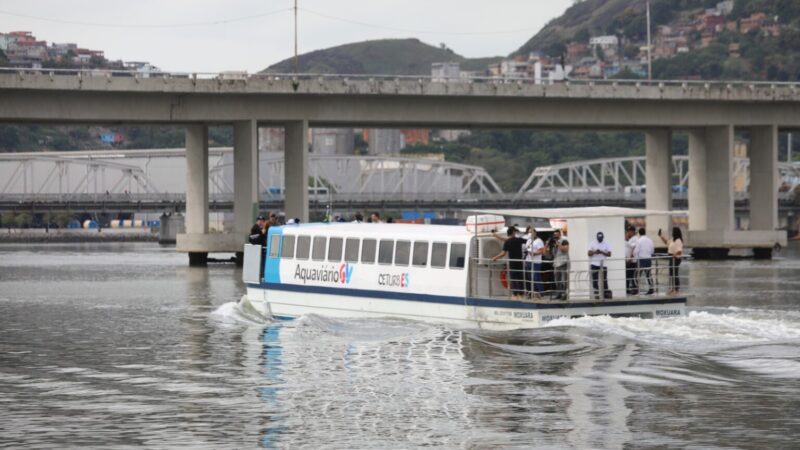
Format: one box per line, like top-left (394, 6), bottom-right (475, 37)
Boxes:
top-left (240, 207), bottom-right (688, 330)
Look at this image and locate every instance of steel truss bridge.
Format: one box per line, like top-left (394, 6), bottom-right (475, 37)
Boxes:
top-left (0, 149), bottom-right (797, 213)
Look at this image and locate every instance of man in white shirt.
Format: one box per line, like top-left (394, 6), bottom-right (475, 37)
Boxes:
top-left (588, 231), bottom-right (612, 299)
top-left (633, 228), bottom-right (655, 295)
top-left (529, 230), bottom-right (545, 297)
top-left (625, 225), bottom-right (639, 295)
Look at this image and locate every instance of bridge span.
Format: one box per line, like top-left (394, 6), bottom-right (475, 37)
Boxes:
top-left (1, 69), bottom-right (798, 261)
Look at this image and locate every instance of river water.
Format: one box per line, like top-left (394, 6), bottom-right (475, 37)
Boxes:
top-left (1, 242), bottom-right (799, 449)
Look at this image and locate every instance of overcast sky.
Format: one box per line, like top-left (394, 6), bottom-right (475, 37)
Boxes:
top-left (0, 0), bottom-right (572, 73)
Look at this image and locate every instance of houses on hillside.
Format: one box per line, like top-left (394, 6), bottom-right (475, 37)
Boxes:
top-left (431, 2), bottom-right (782, 82)
top-left (0, 30), bottom-right (156, 73)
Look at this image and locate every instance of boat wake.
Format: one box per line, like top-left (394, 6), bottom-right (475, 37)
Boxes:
top-left (210, 301), bottom-right (271, 326)
top-left (540, 307), bottom-right (800, 380)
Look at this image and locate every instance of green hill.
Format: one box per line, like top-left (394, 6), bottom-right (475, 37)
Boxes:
top-left (263, 38), bottom-right (501, 75)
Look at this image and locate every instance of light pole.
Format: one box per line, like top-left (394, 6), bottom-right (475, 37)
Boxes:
top-left (646, 0), bottom-right (652, 80)
top-left (294, 0), bottom-right (299, 75)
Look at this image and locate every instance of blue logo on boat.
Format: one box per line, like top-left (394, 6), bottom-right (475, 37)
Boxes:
top-left (339, 263), bottom-right (354, 284)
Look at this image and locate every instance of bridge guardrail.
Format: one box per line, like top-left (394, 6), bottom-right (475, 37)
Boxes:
top-left (3, 67), bottom-right (800, 90)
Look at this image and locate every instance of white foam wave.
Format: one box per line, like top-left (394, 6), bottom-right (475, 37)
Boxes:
top-left (210, 301), bottom-right (270, 326)
top-left (544, 309), bottom-right (800, 352)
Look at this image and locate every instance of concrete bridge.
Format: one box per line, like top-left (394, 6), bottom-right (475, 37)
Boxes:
top-left (1, 68), bottom-right (797, 262)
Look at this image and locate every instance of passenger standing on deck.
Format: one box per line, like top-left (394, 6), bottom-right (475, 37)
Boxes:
top-left (522, 226), bottom-right (533, 295)
top-left (491, 226), bottom-right (527, 300)
top-left (529, 229), bottom-right (545, 298)
top-left (551, 229), bottom-right (570, 300)
top-left (625, 225), bottom-right (639, 295)
top-left (588, 231), bottom-right (612, 299)
top-left (633, 228), bottom-right (655, 295)
top-left (659, 227), bottom-right (684, 295)
top-left (370, 212), bottom-right (384, 223)
top-left (249, 215), bottom-right (267, 247)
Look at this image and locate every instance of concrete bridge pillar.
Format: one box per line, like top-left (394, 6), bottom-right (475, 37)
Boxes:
top-left (284, 120), bottom-right (309, 223)
top-left (688, 125), bottom-right (734, 233)
top-left (687, 125), bottom-right (786, 258)
top-left (233, 120), bottom-right (259, 237)
top-left (180, 124), bottom-right (210, 266)
top-left (748, 125), bottom-right (779, 231)
top-left (645, 129), bottom-right (672, 235)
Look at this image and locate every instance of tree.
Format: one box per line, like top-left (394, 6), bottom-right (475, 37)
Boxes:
top-left (14, 213), bottom-right (31, 229)
top-left (0, 126), bottom-right (20, 150)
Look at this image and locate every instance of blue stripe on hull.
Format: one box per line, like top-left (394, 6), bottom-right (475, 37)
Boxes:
top-left (247, 282), bottom-right (687, 310)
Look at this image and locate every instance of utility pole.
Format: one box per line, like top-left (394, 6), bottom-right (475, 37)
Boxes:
top-left (646, 0), bottom-right (652, 80)
top-left (294, 0), bottom-right (299, 75)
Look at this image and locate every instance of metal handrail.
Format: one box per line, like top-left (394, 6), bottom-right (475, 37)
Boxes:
top-left (470, 255), bottom-right (687, 302)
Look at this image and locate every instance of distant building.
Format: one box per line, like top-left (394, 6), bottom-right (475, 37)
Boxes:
top-left (49, 42), bottom-right (77, 58)
top-left (589, 35), bottom-right (619, 48)
top-left (400, 129), bottom-right (430, 146)
top-left (589, 35), bottom-right (619, 59)
top-left (365, 129), bottom-right (403, 155)
top-left (437, 130), bottom-right (470, 142)
top-left (311, 128), bottom-right (354, 155)
top-left (431, 62), bottom-right (460, 81)
top-left (716, 0), bottom-right (734, 16)
top-left (566, 42), bottom-right (589, 63)
top-left (259, 128), bottom-right (285, 152)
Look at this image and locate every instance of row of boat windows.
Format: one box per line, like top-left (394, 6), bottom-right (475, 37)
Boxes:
top-left (269, 234), bottom-right (467, 269)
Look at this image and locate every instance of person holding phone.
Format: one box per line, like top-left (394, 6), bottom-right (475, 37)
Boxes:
top-left (658, 227), bottom-right (684, 295)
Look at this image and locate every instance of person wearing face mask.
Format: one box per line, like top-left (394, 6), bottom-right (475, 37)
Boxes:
top-left (588, 231), bottom-right (612, 299)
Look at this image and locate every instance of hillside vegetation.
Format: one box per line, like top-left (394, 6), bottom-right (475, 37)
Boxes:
top-left (264, 38), bottom-right (501, 75)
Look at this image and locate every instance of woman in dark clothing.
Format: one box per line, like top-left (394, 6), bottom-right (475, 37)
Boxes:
top-left (659, 227), bottom-right (684, 295)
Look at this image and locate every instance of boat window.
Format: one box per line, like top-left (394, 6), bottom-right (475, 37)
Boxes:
top-left (328, 237), bottom-right (343, 262)
top-left (281, 235), bottom-right (295, 259)
top-left (269, 235), bottom-right (281, 258)
top-left (449, 243), bottom-right (466, 269)
top-left (344, 238), bottom-right (360, 263)
top-left (430, 242), bottom-right (447, 268)
top-left (412, 241), bottom-right (428, 267)
top-left (378, 239), bottom-right (394, 265)
top-left (312, 236), bottom-right (327, 261)
top-left (294, 236), bottom-right (311, 259)
top-left (361, 239), bottom-right (376, 264)
top-left (295, 235), bottom-right (310, 260)
top-left (394, 240), bottom-right (410, 266)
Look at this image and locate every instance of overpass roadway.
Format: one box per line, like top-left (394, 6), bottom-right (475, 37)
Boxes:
top-left (1, 69), bottom-right (797, 261)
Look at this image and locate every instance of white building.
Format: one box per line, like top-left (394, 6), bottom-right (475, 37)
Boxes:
top-left (367, 129), bottom-right (403, 155)
top-left (431, 62), bottom-right (460, 81)
top-left (311, 128), bottom-right (354, 155)
top-left (589, 35), bottom-right (619, 48)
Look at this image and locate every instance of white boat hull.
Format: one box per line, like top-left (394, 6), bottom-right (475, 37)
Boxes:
top-left (242, 285), bottom-right (686, 331)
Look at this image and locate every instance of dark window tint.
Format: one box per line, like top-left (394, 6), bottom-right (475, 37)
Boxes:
top-left (295, 235), bottom-right (310, 260)
top-left (328, 237), bottom-right (343, 262)
top-left (268, 235), bottom-right (281, 257)
top-left (378, 240), bottom-right (394, 265)
top-left (431, 242), bottom-right (447, 268)
top-left (361, 239), bottom-right (376, 264)
top-left (412, 241), bottom-right (428, 267)
top-left (312, 236), bottom-right (327, 261)
top-left (345, 238), bottom-right (360, 263)
top-left (281, 235), bottom-right (295, 258)
top-left (449, 243), bottom-right (466, 269)
top-left (394, 240), bottom-right (410, 266)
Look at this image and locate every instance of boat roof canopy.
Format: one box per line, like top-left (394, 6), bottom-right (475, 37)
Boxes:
top-left (466, 206), bottom-right (687, 219)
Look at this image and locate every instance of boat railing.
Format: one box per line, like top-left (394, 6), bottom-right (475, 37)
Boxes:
top-left (469, 255), bottom-right (687, 302)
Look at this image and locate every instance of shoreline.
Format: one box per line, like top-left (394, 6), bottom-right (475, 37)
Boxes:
top-left (0, 228), bottom-right (158, 243)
